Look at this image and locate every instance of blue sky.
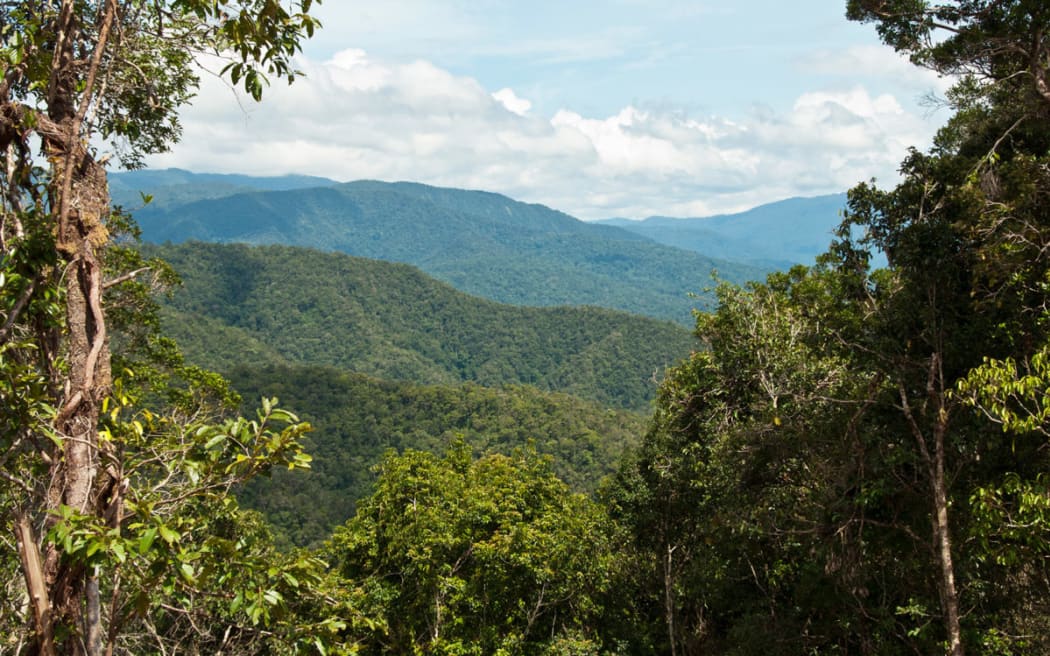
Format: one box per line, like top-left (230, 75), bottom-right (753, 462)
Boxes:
top-left (146, 1), bottom-right (953, 219)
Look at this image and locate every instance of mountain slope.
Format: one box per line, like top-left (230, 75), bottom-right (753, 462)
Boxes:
top-left (599, 193), bottom-right (848, 267)
top-left (126, 173), bottom-right (769, 323)
top-left (231, 363), bottom-right (648, 546)
top-left (150, 242), bottom-right (696, 411)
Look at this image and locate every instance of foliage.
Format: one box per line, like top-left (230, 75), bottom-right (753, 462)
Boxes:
top-left (6, 1), bottom-right (1050, 654)
top-left (36, 395), bottom-right (331, 652)
top-left (229, 363), bottom-right (648, 548)
top-left (606, 268), bottom-right (897, 655)
top-left (0, 0), bottom-right (332, 653)
top-left (846, 0), bottom-right (1050, 114)
top-left (958, 346), bottom-right (1050, 436)
top-left (608, 4), bottom-right (1050, 654)
top-left (323, 442), bottom-right (617, 655)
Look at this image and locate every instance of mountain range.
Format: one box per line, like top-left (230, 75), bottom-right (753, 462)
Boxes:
top-left (596, 193), bottom-right (849, 268)
top-left (145, 240), bottom-right (692, 543)
top-left (112, 170), bottom-right (853, 542)
top-left (113, 170), bottom-right (846, 324)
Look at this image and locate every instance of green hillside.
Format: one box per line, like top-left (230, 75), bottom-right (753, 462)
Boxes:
top-left (127, 173), bottom-right (769, 323)
top-left (230, 363), bottom-right (647, 546)
top-left (149, 242), bottom-right (695, 411)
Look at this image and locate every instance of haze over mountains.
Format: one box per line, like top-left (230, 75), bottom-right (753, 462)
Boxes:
top-left (597, 193), bottom-right (849, 268)
top-left (114, 169), bottom-right (848, 324)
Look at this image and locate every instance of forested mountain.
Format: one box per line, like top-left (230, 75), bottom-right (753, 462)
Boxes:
top-left (145, 240), bottom-right (671, 547)
top-left (148, 242), bottom-right (695, 411)
top-left (598, 193), bottom-right (849, 267)
top-left (229, 363), bottom-right (647, 547)
top-left (124, 173), bottom-right (769, 323)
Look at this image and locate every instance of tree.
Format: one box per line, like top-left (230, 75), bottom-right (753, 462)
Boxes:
top-left (842, 4), bottom-right (1050, 654)
top-left (0, 1), bottom-right (323, 653)
top-left (324, 442), bottom-right (615, 655)
top-left (846, 0), bottom-right (1050, 111)
top-left (607, 270), bottom-right (911, 655)
top-left (614, 3), bottom-right (1050, 646)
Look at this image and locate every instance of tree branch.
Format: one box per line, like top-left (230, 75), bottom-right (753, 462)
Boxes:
top-left (0, 275), bottom-right (37, 345)
top-left (103, 266), bottom-right (151, 290)
top-left (14, 514), bottom-right (56, 656)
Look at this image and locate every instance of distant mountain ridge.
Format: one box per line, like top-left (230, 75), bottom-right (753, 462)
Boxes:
top-left (598, 193), bottom-right (849, 267)
top-left (110, 167), bottom-right (339, 209)
top-left (115, 170), bottom-right (770, 324)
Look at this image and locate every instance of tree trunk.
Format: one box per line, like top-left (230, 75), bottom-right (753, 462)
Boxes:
top-left (664, 544), bottom-right (678, 656)
top-left (36, 2), bottom-right (118, 652)
top-left (14, 515), bottom-right (56, 656)
top-left (931, 415), bottom-right (964, 656)
top-left (39, 122), bottom-right (113, 656)
top-left (898, 353), bottom-right (965, 656)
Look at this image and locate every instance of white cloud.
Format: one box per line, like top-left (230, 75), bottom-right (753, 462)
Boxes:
top-left (797, 45), bottom-right (956, 98)
top-left (492, 88), bottom-right (532, 116)
top-left (145, 49), bottom-right (939, 219)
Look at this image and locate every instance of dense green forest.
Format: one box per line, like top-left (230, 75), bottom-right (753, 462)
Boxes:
top-left (4, 2), bottom-right (1050, 655)
top-left (127, 178), bottom-right (771, 324)
top-left (148, 241), bottom-right (695, 411)
top-left (228, 363), bottom-right (646, 547)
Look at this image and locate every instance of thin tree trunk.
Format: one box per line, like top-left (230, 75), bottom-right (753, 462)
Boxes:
top-left (898, 352), bottom-right (964, 656)
top-left (664, 544), bottom-right (678, 656)
top-left (931, 414), bottom-right (964, 656)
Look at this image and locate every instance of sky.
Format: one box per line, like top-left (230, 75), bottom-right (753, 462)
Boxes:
top-left (144, 0), bottom-right (955, 220)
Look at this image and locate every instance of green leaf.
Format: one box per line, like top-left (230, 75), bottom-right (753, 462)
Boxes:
top-left (138, 527), bottom-right (157, 555)
top-left (158, 524), bottom-right (179, 545)
top-left (112, 542), bottom-right (127, 563)
top-left (179, 562), bottom-right (195, 583)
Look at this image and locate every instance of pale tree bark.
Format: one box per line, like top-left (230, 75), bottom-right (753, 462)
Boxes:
top-left (663, 544), bottom-right (678, 656)
top-left (898, 351), bottom-right (964, 656)
top-left (14, 515), bottom-right (56, 656)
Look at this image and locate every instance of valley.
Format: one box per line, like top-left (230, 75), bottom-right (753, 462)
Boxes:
top-left (118, 171), bottom-right (851, 546)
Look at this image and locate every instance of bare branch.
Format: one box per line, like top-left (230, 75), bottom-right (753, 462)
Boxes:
top-left (0, 275), bottom-right (37, 345)
top-left (102, 266), bottom-right (151, 290)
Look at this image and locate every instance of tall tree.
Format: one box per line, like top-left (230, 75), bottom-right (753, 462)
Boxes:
top-left (1, 1), bottom-right (322, 653)
top-left (324, 442), bottom-right (615, 655)
top-left (844, 3), bottom-right (1050, 653)
top-left (613, 4), bottom-right (1050, 653)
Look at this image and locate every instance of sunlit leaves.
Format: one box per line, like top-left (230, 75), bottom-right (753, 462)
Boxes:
top-left (325, 442), bottom-right (615, 654)
top-left (958, 345), bottom-right (1050, 436)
